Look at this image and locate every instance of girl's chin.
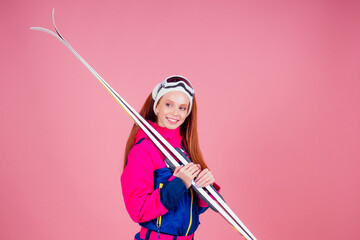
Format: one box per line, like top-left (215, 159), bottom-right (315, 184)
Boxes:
top-left (164, 123), bottom-right (179, 129)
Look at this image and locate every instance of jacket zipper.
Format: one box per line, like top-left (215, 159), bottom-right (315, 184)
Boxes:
top-left (185, 187), bottom-right (194, 236)
top-left (156, 183), bottom-right (163, 239)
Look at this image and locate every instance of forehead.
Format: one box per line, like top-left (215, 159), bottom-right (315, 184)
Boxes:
top-left (161, 91), bottom-right (190, 105)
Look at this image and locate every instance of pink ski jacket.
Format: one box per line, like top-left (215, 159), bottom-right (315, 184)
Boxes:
top-left (121, 121), bottom-right (217, 238)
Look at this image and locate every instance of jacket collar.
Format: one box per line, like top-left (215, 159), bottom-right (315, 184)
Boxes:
top-left (135, 120), bottom-right (182, 143)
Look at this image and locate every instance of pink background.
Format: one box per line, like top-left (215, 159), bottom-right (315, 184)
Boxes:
top-left (1, 0), bottom-right (360, 239)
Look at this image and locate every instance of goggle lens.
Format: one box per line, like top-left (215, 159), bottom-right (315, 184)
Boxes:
top-left (165, 76), bottom-right (194, 90)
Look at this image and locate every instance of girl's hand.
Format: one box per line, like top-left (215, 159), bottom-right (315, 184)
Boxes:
top-left (195, 169), bottom-right (215, 188)
top-left (173, 163), bottom-right (201, 189)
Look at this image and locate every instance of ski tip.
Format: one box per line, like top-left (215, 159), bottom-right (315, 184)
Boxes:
top-left (29, 27), bottom-right (46, 31)
top-left (29, 27), bottom-right (43, 31)
top-left (52, 8), bottom-right (56, 24)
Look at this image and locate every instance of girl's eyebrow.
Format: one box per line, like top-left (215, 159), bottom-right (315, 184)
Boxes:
top-left (165, 99), bottom-right (175, 104)
top-left (165, 99), bottom-right (188, 106)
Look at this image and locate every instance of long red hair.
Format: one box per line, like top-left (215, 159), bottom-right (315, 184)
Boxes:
top-left (123, 93), bottom-right (208, 170)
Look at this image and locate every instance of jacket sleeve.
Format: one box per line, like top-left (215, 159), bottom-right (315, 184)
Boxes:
top-left (121, 143), bottom-right (187, 223)
top-left (121, 143), bottom-right (169, 223)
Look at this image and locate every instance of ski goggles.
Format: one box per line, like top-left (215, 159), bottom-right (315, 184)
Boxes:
top-left (157, 75), bottom-right (195, 97)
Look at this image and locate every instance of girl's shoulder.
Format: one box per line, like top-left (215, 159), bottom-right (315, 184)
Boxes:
top-left (128, 137), bottom-right (166, 170)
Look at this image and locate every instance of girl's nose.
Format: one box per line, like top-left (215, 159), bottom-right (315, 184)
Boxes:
top-left (172, 107), bottom-right (179, 116)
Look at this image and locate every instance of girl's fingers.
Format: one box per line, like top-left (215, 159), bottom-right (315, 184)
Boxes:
top-left (185, 164), bottom-right (200, 175)
top-left (196, 176), bottom-right (210, 187)
top-left (191, 166), bottom-right (201, 175)
top-left (196, 168), bottom-right (209, 180)
top-left (197, 179), bottom-right (214, 188)
top-left (196, 170), bottom-right (214, 187)
top-left (194, 169), bottom-right (201, 177)
top-left (173, 163), bottom-right (205, 189)
top-left (183, 162), bottom-right (195, 170)
top-left (201, 178), bottom-right (214, 188)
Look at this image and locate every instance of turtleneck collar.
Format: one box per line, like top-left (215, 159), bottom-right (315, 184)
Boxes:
top-left (148, 121), bottom-right (181, 140)
top-left (135, 120), bottom-right (182, 145)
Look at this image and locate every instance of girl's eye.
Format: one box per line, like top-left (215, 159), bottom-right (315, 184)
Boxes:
top-left (166, 103), bottom-right (172, 107)
top-left (180, 107), bottom-right (187, 111)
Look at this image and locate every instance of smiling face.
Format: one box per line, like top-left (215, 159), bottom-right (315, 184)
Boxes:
top-left (155, 91), bottom-right (190, 129)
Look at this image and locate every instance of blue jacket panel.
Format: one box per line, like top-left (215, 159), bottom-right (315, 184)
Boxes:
top-left (140, 167), bottom-right (208, 236)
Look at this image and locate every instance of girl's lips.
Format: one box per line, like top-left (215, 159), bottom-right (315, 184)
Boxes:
top-left (167, 117), bottom-right (179, 124)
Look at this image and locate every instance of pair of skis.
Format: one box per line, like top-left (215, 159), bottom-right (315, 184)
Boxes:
top-left (30, 9), bottom-right (257, 240)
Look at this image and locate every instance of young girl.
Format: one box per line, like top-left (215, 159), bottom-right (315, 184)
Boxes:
top-left (121, 76), bottom-right (219, 240)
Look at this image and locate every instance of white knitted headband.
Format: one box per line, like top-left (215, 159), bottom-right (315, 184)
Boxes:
top-left (152, 75), bottom-right (195, 117)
